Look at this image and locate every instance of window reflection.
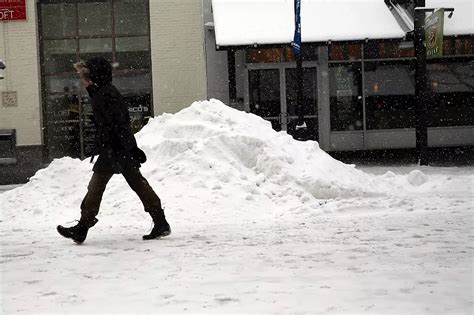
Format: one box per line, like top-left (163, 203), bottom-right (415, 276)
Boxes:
top-left (78, 2), bottom-right (112, 36)
top-left (364, 61), bottom-right (415, 129)
top-left (40, 3), bottom-right (77, 38)
top-left (427, 61), bottom-right (474, 127)
top-left (40, 0), bottom-right (153, 160)
top-left (329, 63), bottom-right (363, 131)
top-left (285, 68), bottom-right (318, 140)
top-left (114, 0), bottom-right (149, 35)
top-left (116, 37), bottom-right (150, 70)
top-left (248, 69), bottom-right (281, 119)
top-left (43, 40), bottom-right (77, 74)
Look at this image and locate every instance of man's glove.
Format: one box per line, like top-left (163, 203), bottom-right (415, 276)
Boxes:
top-left (130, 147), bottom-right (147, 164)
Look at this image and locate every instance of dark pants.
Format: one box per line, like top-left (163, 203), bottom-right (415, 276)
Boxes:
top-left (80, 166), bottom-right (162, 222)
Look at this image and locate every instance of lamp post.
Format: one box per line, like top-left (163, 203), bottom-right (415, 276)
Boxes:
top-left (413, 0), bottom-right (454, 165)
top-left (413, 0), bottom-right (428, 165)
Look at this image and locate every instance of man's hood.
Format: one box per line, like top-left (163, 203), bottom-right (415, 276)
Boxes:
top-left (86, 57), bottom-right (112, 87)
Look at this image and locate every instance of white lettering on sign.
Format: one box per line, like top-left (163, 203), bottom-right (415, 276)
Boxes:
top-left (0, 8), bottom-right (14, 20)
top-left (128, 105), bottom-right (149, 113)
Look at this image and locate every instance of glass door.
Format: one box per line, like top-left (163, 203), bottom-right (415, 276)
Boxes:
top-left (248, 69), bottom-right (282, 131)
top-left (285, 67), bottom-right (318, 141)
top-left (247, 65), bottom-right (319, 141)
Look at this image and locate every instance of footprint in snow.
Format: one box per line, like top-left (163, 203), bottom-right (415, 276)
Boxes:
top-left (215, 297), bottom-right (240, 304)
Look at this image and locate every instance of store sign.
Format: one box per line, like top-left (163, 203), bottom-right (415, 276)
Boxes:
top-left (0, 0), bottom-right (26, 21)
top-left (425, 8), bottom-right (444, 59)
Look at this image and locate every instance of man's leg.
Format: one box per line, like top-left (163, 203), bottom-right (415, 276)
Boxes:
top-left (80, 171), bottom-right (114, 222)
top-left (121, 166), bottom-right (162, 211)
top-left (122, 166), bottom-right (170, 239)
top-left (57, 171), bottom-right (113, 244)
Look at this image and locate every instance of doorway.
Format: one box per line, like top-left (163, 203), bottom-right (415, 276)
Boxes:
top-left (246, 63), bottom-right (319, 141)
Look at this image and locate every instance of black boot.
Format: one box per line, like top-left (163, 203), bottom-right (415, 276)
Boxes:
top-left (57, 217), bottom-right (98, 244)
top-left (143, 209), bottom-right (171, 240)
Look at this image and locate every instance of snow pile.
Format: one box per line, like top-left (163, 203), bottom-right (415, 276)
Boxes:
top-left (3, 99), bottom-right (409, 225)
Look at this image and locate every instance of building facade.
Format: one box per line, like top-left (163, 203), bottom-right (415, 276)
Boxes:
top-left (1, 0), bottom-right (208, 184)
top-left (207, 0), bottom-right (474, 152)
top-left (1, 0), bottom-right (473, 184)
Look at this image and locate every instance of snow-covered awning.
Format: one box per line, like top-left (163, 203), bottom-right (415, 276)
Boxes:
top-left (425, 0), bottom-right (474, 36)
top-left (211, 0), bottom-right (407, 47)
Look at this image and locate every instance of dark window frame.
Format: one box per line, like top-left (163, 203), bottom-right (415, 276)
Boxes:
top-left (38, 0), bottom-right (153, 160)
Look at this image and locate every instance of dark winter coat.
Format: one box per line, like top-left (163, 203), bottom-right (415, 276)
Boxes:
top-left (85, 57), bottom-right (145, 174)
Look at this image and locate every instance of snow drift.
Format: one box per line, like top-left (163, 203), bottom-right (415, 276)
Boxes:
top-left (2, 99), bottom-right (411, 225)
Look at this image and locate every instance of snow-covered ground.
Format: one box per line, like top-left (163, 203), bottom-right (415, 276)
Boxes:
top-left (1, 100), bottom-right (473, 314)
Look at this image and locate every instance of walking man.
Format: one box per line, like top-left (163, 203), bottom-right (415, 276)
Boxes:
top-left (57, 57), bottom-right (170, 244)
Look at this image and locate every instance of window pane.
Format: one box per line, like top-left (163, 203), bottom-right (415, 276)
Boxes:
top-left (329, 44), bottom-right (361, 61)
top-left (113, 73), bottom-right (153, 133)
top-left (45, 74), bottom-right (82, 94)
top-left (283, 46), bottom-right (318, 62)
top-left (329, 63), bottom-right (363, 131)
top-left (443, 37), bottom-right (474, 57)
top-left (114, 0), bottom-right (149, 35)
top-left (113, 73), bottom-right (152, 95)
top-left (78, 2), bottom-right (112, 36)
top-left (79, 38), bottom-right (113, 63)
top-left (45, 94), bottom-right (81, 159)
top-left (364, 42), bottom-right (415, 59)
top-left (116, 37), bottom-right (151, 69)
top-left (427, 61), bottom-right (474, 127)
top-left (248, 69), bottom-right (281, 118)
top-left (124, 93), bottom-right (152, 133)
top-left (80, 38), bottom-right (113, 53)
top-left (285, 68), bottom-right (317, 116)
top-left (247, 49), bottom-right (283, 63)
top-left (43, 40), bottom-right (77, 74)
top-left (364, 61), bottom-right (415, 129)
top-left (285, 68), bottom-right (318, 141)
top-left (41, 3), bottom-right (77, 38)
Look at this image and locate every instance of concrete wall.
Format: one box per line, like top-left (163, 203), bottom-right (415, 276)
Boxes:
top-left (0, 0), bottom-right (42, 146)
top-left (149, 0), bottom-right (207, 115)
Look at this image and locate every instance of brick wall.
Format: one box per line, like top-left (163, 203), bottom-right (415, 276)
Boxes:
top-left (149, 0), bottom-right (207, 115)
top-left (0, 0), bottom-right (42, 146)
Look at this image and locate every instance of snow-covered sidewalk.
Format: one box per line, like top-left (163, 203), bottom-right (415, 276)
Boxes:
top-left (1, 100), bottom-right (473, 314)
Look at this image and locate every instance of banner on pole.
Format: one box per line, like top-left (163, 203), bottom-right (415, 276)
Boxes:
top-left (425, 8), bottom-right (444, 59)
top-left (291, 0), bottom-right (301, 55)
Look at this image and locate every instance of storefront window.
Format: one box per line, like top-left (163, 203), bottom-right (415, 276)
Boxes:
top-left (246, 47), bottom-right (318, 63)
top-left (329, 63), bottom-right (363, 131)
top-left (116, 36), bottom-right (151, 70)
top-left (443, 37), bottom-right (474, 57)
top-left (329, 43), bottom-right (361, 61)
top-left (427, 61), bottom-right (474, 127)
top-left (247, 48), bottom-right (283, 63)
top-left (114, 0), bottom-right (149, 35)
top-left (364, 61), bottom-right (415, 129)
top-left (248, 69), bottom-right (280, 117)
top-left (364, 41), bottom-right (415, 59)
top-left (79, 38), bottom-right (113, 62)
top-left (43, 39), bottom-right (77, 74)
top-left (39, 0), bottom-right (152, 159)
top-left (78, 1), bottom-right (112, 36)
top-left (40, 3), bottom-right (76, 38)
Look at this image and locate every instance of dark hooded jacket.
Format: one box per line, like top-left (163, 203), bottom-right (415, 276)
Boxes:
top-left (85, 57), bottom-right (141, 173)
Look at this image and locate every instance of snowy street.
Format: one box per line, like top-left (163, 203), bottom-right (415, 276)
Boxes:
top-left (1, 101), bottom-right (473, 314)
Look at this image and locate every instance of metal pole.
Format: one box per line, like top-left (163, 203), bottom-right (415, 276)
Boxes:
top-left (227, 49), bottom-right (237, 106)
top-left (294, 0), bottom-right (304, 126)
top-left (296, 47), bottom-right (304, 125)
top-left (414, 0), bottom-right (428, 165)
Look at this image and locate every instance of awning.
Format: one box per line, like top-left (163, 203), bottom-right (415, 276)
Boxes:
top-left (211, 0), bottom-right (406, 47)
top-left (426, 0), bottom-right (474, 36)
